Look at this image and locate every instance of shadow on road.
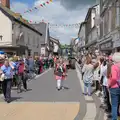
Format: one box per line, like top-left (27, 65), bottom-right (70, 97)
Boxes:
top-left (11, 97), bottom-right (22, 102)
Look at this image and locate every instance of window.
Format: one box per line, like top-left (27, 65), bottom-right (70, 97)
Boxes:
top-left (28, 34), bottom-right (30, 44)
top-left (37, 37), bottom-right (39, 47)
top-left (33, 36), bottom-right (35, 45)
top-left (108, 9), bottom-right (112, 32)
top-left (116, 1), bottom-right (120, 27)
top-left (0, 35), bottom-right (3, 41)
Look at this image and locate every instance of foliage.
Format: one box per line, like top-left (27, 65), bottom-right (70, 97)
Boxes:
top-left (60, 44), bottom-right (71, 49)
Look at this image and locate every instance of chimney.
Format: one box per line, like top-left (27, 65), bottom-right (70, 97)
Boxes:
top-left (1, 0), bottom-right (10, 8)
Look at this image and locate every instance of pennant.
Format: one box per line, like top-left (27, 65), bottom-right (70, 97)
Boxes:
top-left (40, 4), bottom-right (43, 7)
top-left (46, 1), bottom-right (49, 4)
top-left (43, 3), bottom-right (46, 6)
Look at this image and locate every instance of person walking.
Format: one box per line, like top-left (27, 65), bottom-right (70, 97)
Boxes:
top-left (82, 56), bottom-right (94, 96)
top-left (17, 58), bottom-right (27, 93)
top-left (54, 59), bottom-right (64, 91)
top-left (28, 56), bottom-right (34, 79)
top-left (1, 59), bottom-right (14, 103)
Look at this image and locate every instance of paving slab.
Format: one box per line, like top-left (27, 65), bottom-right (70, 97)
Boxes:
top-left (0, 102), bottom-right (79, 120)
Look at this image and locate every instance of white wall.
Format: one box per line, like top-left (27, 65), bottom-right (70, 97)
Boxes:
top-left (0, 10), bottom-right (12, 46)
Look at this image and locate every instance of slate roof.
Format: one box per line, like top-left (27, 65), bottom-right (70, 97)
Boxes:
top-left (0, 4), bottom-right (42, 36)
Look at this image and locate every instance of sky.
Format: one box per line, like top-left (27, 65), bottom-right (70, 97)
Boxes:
top-left (10, 0), bottom-right (97, 44)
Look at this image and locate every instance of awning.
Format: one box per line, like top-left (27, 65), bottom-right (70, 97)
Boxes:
top-left (85, 40), bottom-right (97, 48)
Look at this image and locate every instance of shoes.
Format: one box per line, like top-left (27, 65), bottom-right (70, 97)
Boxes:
top-left (82, 93), bottom-right (87, 96)
top-left (17, 90), bottom-right (22, 93)
top-left (61, 86), bottom-right (64, 90)
top-left (57, 88), bottom-right (61, 91)
top-left (23, 89), bottom-right (27, 92)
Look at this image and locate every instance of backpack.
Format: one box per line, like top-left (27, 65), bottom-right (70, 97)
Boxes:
top-left (54, 64), bottom-right (63, 76)
top-left (18, 63), bottom-right (24, 74)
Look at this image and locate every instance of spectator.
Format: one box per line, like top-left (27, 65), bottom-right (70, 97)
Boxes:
top-left (108, 52), bottom-right (120, 120)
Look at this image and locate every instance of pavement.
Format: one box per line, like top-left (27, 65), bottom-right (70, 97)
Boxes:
top-left (0, 65), bottom-right (103, 120)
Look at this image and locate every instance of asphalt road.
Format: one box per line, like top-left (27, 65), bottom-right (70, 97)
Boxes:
top-left (0, 68), bottom-right (89, 120)
top-left (7, 68), bottom-right (83, 102)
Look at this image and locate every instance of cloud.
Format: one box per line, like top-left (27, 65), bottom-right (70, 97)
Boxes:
top-left (57, 0), bottom-right (96, 10)
top-left (11, 0), bottom-right (95, 44)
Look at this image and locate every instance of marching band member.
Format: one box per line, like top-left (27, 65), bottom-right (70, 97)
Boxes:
top-left (54, 59), bottom-right (64, 90)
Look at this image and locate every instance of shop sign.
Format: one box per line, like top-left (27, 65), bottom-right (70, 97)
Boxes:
top-left (100, 41), bottom-right (112, 50)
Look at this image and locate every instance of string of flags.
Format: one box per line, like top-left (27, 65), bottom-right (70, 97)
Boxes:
top-left (23, 0), bottom-right (53, 14)
top-left (27, 20), bottom-right (81, 28)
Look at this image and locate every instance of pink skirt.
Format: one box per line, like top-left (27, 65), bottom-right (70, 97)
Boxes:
top-left (55, 75), bottom-right (62, 80)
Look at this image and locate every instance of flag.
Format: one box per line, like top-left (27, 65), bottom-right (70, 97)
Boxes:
top-left (40, 4), bottom-right (43, 7)
top-left (50, 0), bottom-right (52, 2)
top-left (46, 1), bottom-right (49, 4)
top-left (43, 3), bottom-right (46, 6)
top-left (34, 7), bottom-right (37, 9)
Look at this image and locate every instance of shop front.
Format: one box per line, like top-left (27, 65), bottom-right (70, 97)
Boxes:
top-left (85, 40), bottom-right (97, 54)
top-left (112, 30), bottom-right (120, 52)
top-left (99, 40), bottom-right (113, 55)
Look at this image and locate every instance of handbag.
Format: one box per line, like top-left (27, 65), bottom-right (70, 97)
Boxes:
top-left (0, 74), bottom-right (5, 81)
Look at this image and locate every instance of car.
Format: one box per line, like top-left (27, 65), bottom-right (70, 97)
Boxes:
top-left (68, 56), bottom-right (76, 69)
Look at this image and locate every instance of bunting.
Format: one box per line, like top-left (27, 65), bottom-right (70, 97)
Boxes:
top-left (23, 0), bottom-right (53, 14)
top-left (27, 19), bottom-right (81, 28)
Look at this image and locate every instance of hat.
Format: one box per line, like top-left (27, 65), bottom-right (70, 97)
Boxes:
top-left (112, 52), bottom-right (120, 63)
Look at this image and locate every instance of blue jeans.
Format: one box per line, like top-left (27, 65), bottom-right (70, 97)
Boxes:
top-left (110, 88), bottom-right (120, 120)
top-left (84, 83), bottom-right (92, 95)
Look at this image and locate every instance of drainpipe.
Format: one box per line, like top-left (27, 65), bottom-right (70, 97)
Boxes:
top-left (45, 23), bottom-right (48, 56)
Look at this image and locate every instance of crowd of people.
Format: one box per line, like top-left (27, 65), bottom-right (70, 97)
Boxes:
top-left (79, 51), bottom-right (120, 120)
top-left (0, 51), bottom-right (55, 103)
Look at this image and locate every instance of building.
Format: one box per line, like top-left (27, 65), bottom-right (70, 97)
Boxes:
top-left (49, 37), bottom-right (60, 55)
top-left (85, 4), bottom-right (100, 53)
top-left (78, 21), bottom-right (86, 55)
top-left (0, 0), bottom-right (43, 56)
top-left (32, 22), bottom-right (50, 56)
top-left (99, 0), bottom-right (120, 54)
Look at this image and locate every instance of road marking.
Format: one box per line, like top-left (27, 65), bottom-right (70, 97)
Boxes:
top-left (35, 68), bottom-right (52, 79)
top-left (76, 63), bottom-right (96, 120)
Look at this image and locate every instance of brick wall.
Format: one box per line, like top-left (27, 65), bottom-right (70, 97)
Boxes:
top-left (1, 0), bottom-right (10, 8)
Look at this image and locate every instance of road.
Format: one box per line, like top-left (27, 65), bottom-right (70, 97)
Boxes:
top-left (0, 65), bottom-right (100, 120)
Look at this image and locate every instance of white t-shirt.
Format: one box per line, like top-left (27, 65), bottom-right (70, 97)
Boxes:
top-left (100, 64), bottom-right (108, 86)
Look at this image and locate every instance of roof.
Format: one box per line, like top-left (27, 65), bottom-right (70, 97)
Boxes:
top-left (78, 21), bottom-right (86, 36)
top-left (0, 4), bottom-right (42, 36)
top-left (85, 4), bottom-right (98, 21)
top-left (50, 36), bottom-right (60, 45)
